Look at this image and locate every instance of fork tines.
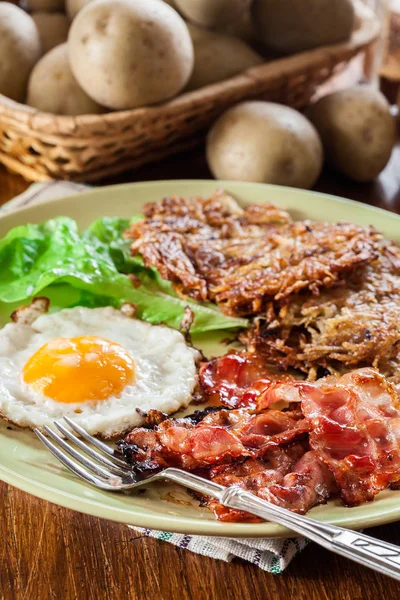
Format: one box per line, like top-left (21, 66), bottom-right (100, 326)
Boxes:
top-left (34, 417), bottom-right (133, 490)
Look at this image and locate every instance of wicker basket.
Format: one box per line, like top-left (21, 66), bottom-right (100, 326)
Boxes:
top-left (0, 3), bottom-right (380, 183)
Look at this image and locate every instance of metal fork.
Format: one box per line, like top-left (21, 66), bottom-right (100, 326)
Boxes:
top-left (34, 417), bottom-right (400, 582)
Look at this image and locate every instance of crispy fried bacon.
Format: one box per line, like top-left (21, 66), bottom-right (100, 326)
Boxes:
top-left (299, 368), bottom-right (400, 506)
top-left (199, 352), bottom-right (303, 411)
top-left (119, 366), bottom-right (400, 522)
top-left (126, 192), bottom-right (379, 317)
top-left (208, 449), bottom-right (337, 520)
top-left (119, 406), bottom-right (309, 475)
top-left (199, 351), bottom-right (294, 409)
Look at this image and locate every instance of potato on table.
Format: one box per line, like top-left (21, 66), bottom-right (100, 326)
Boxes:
top-left (307, 86), bottom-right (396, 182)
top-left (207, 101), bottom-right (323, 190)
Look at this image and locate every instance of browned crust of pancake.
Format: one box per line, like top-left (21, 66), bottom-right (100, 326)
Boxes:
top-left (127, 192), bottom-right (380, 317)
top-left (241, 239), bottom-right (400, 385)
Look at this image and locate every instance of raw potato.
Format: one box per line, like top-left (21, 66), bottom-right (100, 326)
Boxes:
top-left (207, 101), bottom-right (323, 189)
top-left (307, 87), bottom-right (396, 182)
top-left (187, 24), bottom-right (263, 90)
top-left (26, 0), bottom-right (65, 11)
top-left (0, 4), bottom-right (41, 102)
top-left (174, 0), bottom-right (252, 30)
top-left (32, 13), bottom-right (69, 53)
top-left (27, 43), bottom-right (104, 115)
top-left (68, 0), bottom-right (194, 110)
top-left (66, 0), bottom-right (92, 20)
top-left (252, 0), bottom-right (355, 54)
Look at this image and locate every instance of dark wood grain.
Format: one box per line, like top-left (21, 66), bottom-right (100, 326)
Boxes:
top-left (1, 481), bottom-right (399, 600)
top-left (1, 134), bottom-right (400, 600)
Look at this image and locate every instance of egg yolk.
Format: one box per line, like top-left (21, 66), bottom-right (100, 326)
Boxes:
top-left (23, 336), bottom-right (135, 404)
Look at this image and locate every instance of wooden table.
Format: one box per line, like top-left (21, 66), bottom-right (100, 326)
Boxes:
top-left (1, 145), bottom-right (400, 600)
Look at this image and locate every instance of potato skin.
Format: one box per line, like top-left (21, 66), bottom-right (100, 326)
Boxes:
top-left (207, 101), bottom-right (323, 189)
top-left (68, 0), bottom-right (194, 110)
top-left (27, 43), bottom-right (104, 115)
top-left (0, 4), bottom-right (42, 102)
top-left (174, 0), bottom-right (251, 29)
top-left (32, 13), bottom-right (69, 53)
top-left (307, 87), bottom-right (396, 182)
top-left (186, 24), bottom-right (263, 90)
top-left (252, 0), bottom-right (354, 54)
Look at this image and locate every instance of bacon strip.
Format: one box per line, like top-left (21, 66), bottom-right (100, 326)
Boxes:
top-left (207, 446), bottom-right (337, 519)
top-left (119, 365), bottom-right (400, 522)
top-left (119, 406), bottom-right (309, 475)
top-left (299, 368), bottom-right (400, 506)
top-left (199, 352), bottom-right (294, 409)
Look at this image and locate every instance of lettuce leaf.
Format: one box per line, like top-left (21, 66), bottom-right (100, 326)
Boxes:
top-left (0, 284), bottom-right (113, 325)
top-left (0, 216), bottom-right (248, 333)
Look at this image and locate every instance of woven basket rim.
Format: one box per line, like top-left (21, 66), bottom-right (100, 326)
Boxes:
top-left (0, 0), bottom-right (379, 130)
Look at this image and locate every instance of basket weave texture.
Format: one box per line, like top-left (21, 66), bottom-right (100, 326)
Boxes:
top-left (0, 6), bottom-right (379, 183)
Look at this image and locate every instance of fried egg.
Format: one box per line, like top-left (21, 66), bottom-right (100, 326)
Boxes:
top-left (0, 306), bottom-right (199, 438)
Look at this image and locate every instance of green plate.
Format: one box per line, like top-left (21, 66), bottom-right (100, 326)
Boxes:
top-left (1, 180), bottom-right (400, 538)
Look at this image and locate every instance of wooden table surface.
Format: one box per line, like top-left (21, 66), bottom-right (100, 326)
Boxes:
top-left (1, 141), bottom-right (400, 600)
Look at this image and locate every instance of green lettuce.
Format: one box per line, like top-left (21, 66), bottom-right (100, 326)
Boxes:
top-left (0, 216), bottom-right (248, 333)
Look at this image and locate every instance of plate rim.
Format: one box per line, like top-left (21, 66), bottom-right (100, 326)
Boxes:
top-left (1, 179), bottom-right (400, 538)
top-left (2, 179), bottom-right (400, 226)
top-left (1, 457), bottom-right (400, 538)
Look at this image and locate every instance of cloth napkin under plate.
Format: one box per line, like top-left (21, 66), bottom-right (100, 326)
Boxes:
top-left (0, 180), bottom-right (309, 573)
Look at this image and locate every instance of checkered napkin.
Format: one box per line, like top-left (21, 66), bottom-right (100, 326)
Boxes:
top-left (1, 181), bottom-right (308, 573)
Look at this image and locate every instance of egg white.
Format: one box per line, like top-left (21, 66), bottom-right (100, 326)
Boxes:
top-left (0, 306), bottom-right (199, 438)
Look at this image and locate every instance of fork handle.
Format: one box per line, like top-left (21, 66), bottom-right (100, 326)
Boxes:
top-left (221, 487), bottom-right (400, 582)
